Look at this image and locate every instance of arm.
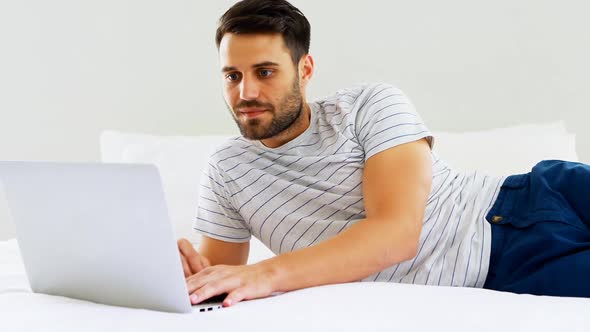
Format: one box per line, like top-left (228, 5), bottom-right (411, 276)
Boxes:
top-left (266, 137), bottom-right (432, 291)
top-left (186, 137), bottom-right (432, 305)
top-left (200, 236), bottom-right (250, 266)
top-left (181, 151), bottom-right (252, 275)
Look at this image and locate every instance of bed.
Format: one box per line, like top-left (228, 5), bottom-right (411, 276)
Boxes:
top-left (1, 121), bottom-right (589, 331)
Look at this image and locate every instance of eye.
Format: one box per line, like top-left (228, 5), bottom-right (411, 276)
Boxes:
top-left (259, 69), bottom-right (274, 78)
top-left (225, 72), bottom-right (241, 82)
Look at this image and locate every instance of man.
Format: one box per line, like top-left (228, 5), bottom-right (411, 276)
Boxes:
top-left (178, 0), bottom-right (590, 307)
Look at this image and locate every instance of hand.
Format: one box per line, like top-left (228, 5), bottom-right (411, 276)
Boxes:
top-left (186, 262), bottom-right (276, 307)
top-left (177, 238), bottom-right (211, 277)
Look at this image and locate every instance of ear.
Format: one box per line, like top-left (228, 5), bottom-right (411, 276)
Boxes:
top-left (298, 54), bottom-right (314, 87)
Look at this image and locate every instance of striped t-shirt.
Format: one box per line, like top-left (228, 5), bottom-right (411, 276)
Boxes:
top-left (194, 83), bottom-right (505, 288)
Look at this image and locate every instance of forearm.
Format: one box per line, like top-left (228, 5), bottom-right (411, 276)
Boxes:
top-left (259, 217), bottom-right (420, 293)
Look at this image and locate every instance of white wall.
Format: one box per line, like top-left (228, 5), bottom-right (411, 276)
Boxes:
top-left (1, 0), bottom-right (589, 239)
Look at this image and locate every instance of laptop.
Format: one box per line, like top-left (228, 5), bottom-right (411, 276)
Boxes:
top-left (0, 161), bottom-right (223, 313)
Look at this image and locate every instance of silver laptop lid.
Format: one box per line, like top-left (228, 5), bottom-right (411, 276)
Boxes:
top-left (0, 161), bottom-right (192, 313)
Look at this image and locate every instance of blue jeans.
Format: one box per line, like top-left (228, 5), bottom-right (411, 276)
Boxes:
top-left (483, 160), bottom-right (590, 297)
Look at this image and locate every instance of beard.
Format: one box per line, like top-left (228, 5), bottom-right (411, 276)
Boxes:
top-left (227, 77), bottom-right (304, 141)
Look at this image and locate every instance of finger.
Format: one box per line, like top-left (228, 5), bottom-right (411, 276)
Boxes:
top-left (180, 254), bottom-right (192, 278)
top-left (192, 255), bottom-right (206, 272)
top-left (177, 238), bottom-right (196, 257)
top-left (177, 239), bottom-right (193, 277)
top-left (193, 254), bottom-right (213, 274)
top-left (201, 255), bottom-right (211, 269)
top-left (224, 287), bottom-right (250, 307)
top-left (186, 267), bottom-right (216, 294)
top-left (178, 239), bottom-right (205, 273)
top-left (189, 282), bottom-right (225, 305)
top-left (190, 274), bottom-right (241, 304)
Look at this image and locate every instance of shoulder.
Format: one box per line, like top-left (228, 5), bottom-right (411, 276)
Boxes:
top-left (207, 136), bottom-right (256, 170)
top-left (315, 83), bottom-right (408, 110)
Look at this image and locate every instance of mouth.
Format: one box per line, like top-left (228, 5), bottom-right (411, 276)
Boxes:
top-left (238, 107), bottom-right (268, 119)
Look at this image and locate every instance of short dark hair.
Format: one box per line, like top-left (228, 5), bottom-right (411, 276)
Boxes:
top-left (215, 0), bottom-right (311, 64)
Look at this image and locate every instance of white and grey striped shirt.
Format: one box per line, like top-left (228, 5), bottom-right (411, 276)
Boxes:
top-left (194, 83), bottom-right (505, 287)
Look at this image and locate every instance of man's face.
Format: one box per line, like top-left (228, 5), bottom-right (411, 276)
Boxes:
top-left (219, 33), bottom-right (304, 141)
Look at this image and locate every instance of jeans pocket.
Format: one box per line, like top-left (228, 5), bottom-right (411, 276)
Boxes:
top-left (518, 211), bottom-right (587, 231)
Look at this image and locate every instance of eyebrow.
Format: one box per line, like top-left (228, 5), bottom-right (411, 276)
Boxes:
top-left (221, 61), bottom-right (280, 73)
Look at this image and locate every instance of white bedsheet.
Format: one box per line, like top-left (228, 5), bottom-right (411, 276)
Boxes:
top-left (1, 239), bottom-right (589, 332)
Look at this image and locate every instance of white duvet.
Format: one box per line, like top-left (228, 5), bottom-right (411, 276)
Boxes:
top-left (2, 123), bottom-right (589, 331)
top-left (2, 239), bottom-right (589, 332)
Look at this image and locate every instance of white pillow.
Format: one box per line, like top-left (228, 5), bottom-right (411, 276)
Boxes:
top-left (100, 121), bottom-right (577, 263)
top-left (100, 131), bottom-right (275, 264)
top-left (432, 121), bottom-right (578, 176)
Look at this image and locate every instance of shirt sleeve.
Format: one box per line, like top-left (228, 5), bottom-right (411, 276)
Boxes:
top-left (354, 83), bottom-right (434, 160)
top-left (193, 160), bottom-right (251, 243)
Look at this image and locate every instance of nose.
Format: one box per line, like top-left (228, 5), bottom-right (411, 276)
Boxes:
top-left (239, 76), bottom-right (260, 101)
